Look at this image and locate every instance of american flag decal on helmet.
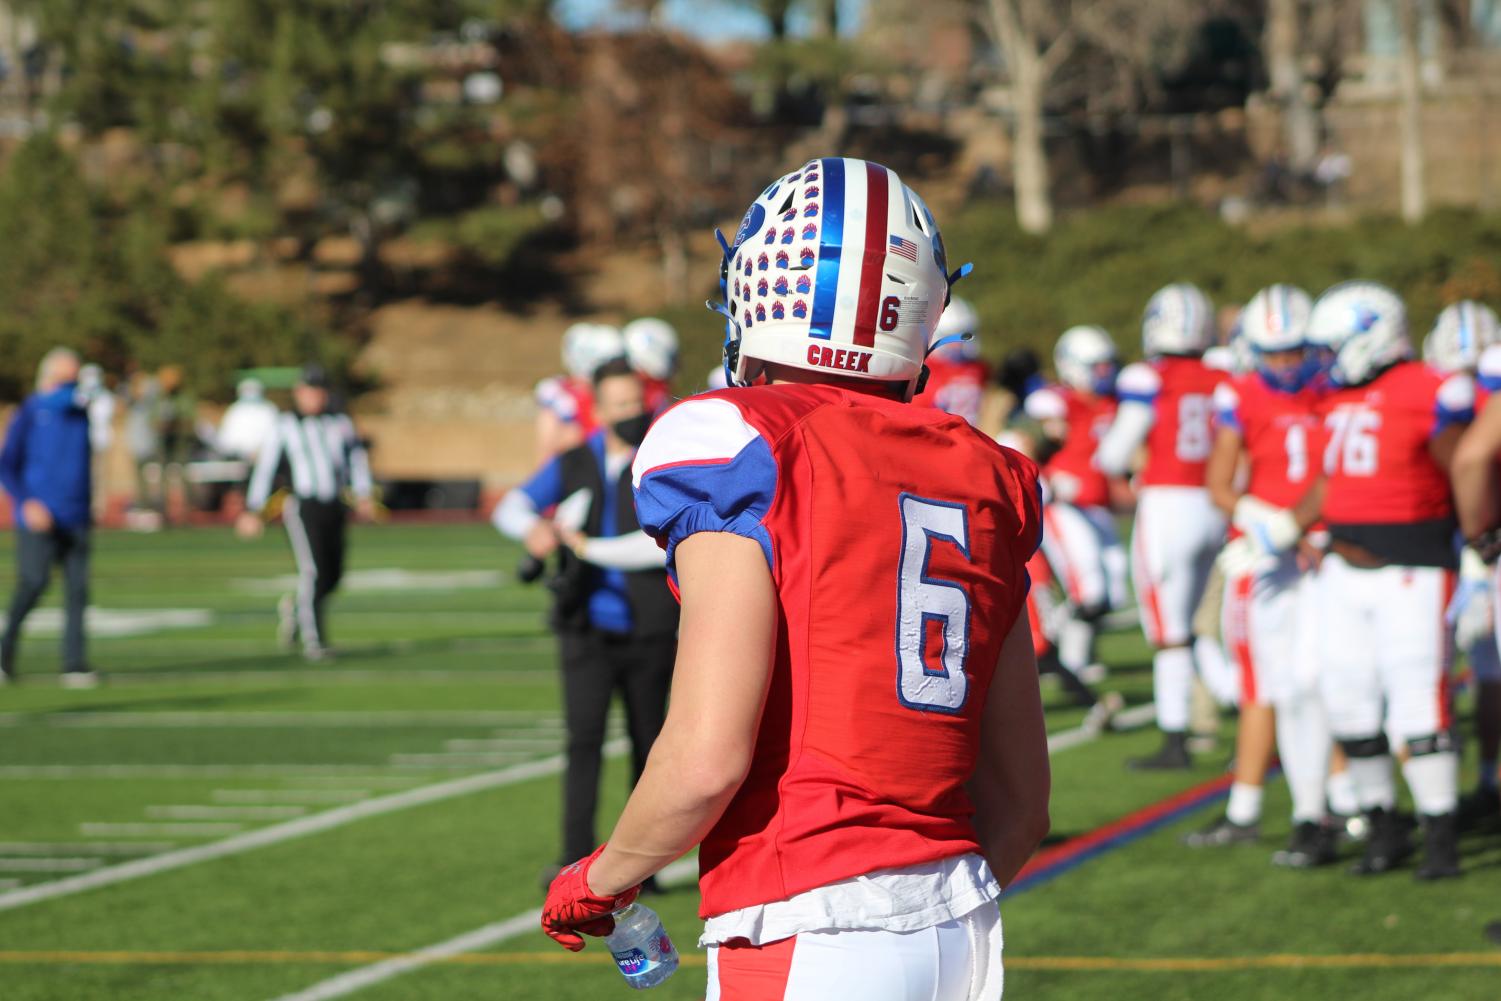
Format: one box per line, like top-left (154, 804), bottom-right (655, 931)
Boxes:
top-left (889, 235), bottom-right (918, 262)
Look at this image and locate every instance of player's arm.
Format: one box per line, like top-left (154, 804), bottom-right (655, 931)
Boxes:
top-left (1094, 363), bottom-right (1158, 476)
top-left (1206, 426), bottom-right (1244, 517)
top-left (1452, 392), bottom-right (1501, 539)
top-left (1428, 372), bottom-right (1476, 474)
top-left (966, 609), bottom-right (1050, 887)
top-left (585, 531), bottom-right (777, 896)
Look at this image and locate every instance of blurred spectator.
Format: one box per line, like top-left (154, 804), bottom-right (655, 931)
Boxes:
top-left (493, 358), bottom-right (677, 885)
top-left (0, 348), bottom-right (99, 687)
top-left (124, 370), bottom-right (163, 518)
top-left (79, 364), bottom-right (115, 520)
top-left (154, 365), bottom-right (196, 520)
top-left (217, 378), bottom-right (280, 462)
top-left (1314, 143), bottom-right (1352, 209)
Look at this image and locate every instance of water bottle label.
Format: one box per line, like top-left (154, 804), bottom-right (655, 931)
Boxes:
top-left (613, 947), bottom-right (650, 976)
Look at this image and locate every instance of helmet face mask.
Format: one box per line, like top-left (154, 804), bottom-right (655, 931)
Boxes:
top-left (714, 158), bottom-right (957, 400)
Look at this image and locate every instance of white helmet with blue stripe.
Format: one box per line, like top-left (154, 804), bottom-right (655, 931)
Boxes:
top-left (1142, 283), bottom-right (1214, 358)
top-left (1423, 300), bottom-right (1500, 375)
top-left (713, 157), bottom-right (958, 400)
top-left (931, 296), bottom-right (980, 361)
top-left (623, 317), bottom-right (680, 380)
top-left (1241, 284), bottom-right (1312, 353)
top-left (1054, 325), bottom-right (1118, 394)
top-left (1307, 280), bottom-right (1411, 387)
top-left (561, 322), bottom-right (625, 381)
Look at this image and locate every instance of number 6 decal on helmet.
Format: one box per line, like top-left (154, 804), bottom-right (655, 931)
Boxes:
top-left (895, 493), bottom-right (972, 714)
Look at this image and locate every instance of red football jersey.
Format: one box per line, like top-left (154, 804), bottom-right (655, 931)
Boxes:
top-left (1318, 361), bottom-right (1472, 524)
top-left (911, 357), bottom-right (990, 428)
top-left (641, 376), bottom-right (673, 416)
top-left (1118, 357), bottom-right (1224, 487)
top-left (1214, 373), bottom-right (1321, 508)
top-left (633, 384), bottom-right (1042, 918)
top-left (1036, 386), bottom-right (1115, 508)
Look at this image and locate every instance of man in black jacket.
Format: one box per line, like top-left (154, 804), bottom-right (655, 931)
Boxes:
top-left (494, 358), bottom-right (678, 881)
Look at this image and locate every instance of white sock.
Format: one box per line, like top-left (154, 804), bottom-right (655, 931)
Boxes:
top-left (1326, 769), bottom-right (1359, 818)
top-left (1345, 753), bottom-right (1396, 812)
top-left (1402, 751), bottom-right (1459, 817)
top-left (1058, 618), bottom-right (1094, 673)
top-left (1276, 692), bottom-right (1331, 824)
top-left (1226, 782), bottom-right (1263, 826)
top-left (1480, 760), bottom-right (1499, 793)
top-left (1152, 646), bottom-right (1194, 732)
top-left (1193, 635), bottom-right (1239, 706)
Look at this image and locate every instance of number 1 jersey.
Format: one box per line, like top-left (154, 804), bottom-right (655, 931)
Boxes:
top-left (632, 383), bottom-right (1042, 918)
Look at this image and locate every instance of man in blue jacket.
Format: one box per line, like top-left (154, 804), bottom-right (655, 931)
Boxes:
top-left (0, 348), bottom-right (97, 687)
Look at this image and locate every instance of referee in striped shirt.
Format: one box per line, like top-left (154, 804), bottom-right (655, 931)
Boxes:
top-left (236, 366), bottom-right (373, 661)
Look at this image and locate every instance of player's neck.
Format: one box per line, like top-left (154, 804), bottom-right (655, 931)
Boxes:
top-left (764, 363), bottom-right (904, 399)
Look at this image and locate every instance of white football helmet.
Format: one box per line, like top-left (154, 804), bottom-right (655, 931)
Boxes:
top-left (623, 318), bottom-right (680, 380)
top-left (717, 157), bottom-right (953, 399)
top-left (561, 323), bottom-right (625, 381)
top-left (931, 296), bottom-right (980, 361)
top-left (1307, 281), bottom-right (1411, 387)
top-left (1142, 283), bottom-right (1214, 358)
top-left (1241, 285), bottom-right (1313, 354)
top-left (1423, 300), bottom-right (1501, 375)
top-left (1054, 325), bottom-right (1118, 394)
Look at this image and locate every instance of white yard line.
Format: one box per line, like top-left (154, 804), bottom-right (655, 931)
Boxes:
top-left (264, 705), bottom-right (1160, 1001)
top-left (0, 842), bottom-right (176, 856)
top-left (386, 753), bottom-right (533, 767)
top-left (145, 805), bottom-right (308, 821)
top-left (442, 738), bottom-right (561, 751)
top-left (212, 790), bottom-right (368, 805)
top-left (0, 858), bottom-right (104, 873)
top-left (80, 823), bottom-right (245, 838)
top-left (265, 858), bottom-right (700, 1001)
top-left (87, 670), bottom-right (552, 687)
top-left (0, 738), bottom-right (628, 915)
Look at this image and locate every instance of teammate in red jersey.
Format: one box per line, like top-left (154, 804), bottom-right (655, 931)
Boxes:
top-left (1096, 283), bottom-right (1237, 769)
top-left (910, 295), bottom-right (991, 428)
top-left (534, 323), bottom-right (626, 461)
top-left (1024, 326), bottom-right (1128, 691)
top-left (1181, 285), bottom-right (1337, 864)
top-left (1277, 281), bottom-right (1475, 878)
top-left (540, 158), bottom-right (1049, 999)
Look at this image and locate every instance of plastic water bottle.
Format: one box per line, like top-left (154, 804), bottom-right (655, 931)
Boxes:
top-left (605, 902), bottom-right (679, 989)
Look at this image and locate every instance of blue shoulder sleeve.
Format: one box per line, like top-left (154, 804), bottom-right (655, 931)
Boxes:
top-left (632, 397), bottom-right (777, 580)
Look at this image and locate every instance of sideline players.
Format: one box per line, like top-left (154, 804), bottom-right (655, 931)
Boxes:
top-left (534, 323), bottom-right (626, 461)
top-left (1185, 285), bottom-right (1334, 864)
top-left (541, 158), bottom-right (1049, 998)
top-left (1096, 283), bottom-right (1236, 768)
top-left (623, 317), bottom-right (679, 414)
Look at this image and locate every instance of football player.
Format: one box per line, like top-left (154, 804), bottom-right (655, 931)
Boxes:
top-left (1096, 283), bottom-right (1237, 768)
top-left (623, 317), bottom-right (680, 413)
top-left (1024, 325), bottom-right (1129, 686)
top-left (1285, 282), bottom-right (1474, 878)
top-left (541, 158), bottom-right (1049, 999)
top-left (534, 323), bottom-right (626, 461)
top-left (1183, 285), bottom-right (1335, 864)
top-left (910, 295), bottom-right (990, 427)
top-left (1446, 301), bottom-right (1501, 829)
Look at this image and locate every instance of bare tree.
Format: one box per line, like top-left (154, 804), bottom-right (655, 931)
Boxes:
top-left (1396, 0), bottom-right (1426, 222)
top-left (1264, 0), bottom-right (1320, 170)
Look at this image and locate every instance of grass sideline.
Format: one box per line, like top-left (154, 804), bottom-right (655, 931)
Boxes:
top-left (0, 523), bottom-right (1494, 1001)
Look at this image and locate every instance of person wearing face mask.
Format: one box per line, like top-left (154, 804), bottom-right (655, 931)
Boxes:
top-left (492, 356), bottom-right (676, 886)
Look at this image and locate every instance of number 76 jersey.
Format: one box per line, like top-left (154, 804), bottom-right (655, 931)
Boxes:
top-left (631, 383), bottom-right (1042, 918)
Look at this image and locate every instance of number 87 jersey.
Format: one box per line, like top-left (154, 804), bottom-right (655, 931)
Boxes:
top-left (632, 382), bottom-right (1042, 919)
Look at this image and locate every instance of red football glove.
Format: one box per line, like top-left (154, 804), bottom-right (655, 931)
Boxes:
top-left (540, 844), bottom-right (640, 952)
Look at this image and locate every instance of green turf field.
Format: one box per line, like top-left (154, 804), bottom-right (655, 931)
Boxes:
top-left (0, 523), bottom-right (1497, 1000)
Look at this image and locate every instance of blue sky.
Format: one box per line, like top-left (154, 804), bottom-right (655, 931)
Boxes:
top-left (555, 0), bottom-right (866, 42)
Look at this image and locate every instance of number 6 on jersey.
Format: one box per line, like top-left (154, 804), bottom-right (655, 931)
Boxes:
top-left (896, 494), bottom-right (972, 713)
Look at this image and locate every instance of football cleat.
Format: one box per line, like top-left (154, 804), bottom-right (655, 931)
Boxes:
top-left (1350, 807), bottom-right (1413, 875)
top-left (1414, 812), bottom-right (1461, 881)
top-left (1271, 821), bottom-right (1338, 868)
top-left (1455, 785), bottom-right (1500, 832)
top-left (1183, 816), bottom-right (1260, 848)
top-left (1129, 732), bottom-right (1192, 771)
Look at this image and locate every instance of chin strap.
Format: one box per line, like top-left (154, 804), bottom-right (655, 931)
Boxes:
top-left (944, 262), bottom-right (973, 306)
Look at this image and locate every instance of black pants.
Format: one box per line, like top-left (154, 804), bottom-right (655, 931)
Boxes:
top-left (558, 628), bottom-right (676, 864)
top-left (2, 524), bottom-right (90, 674)
top-left (282, 498), bottom-right (346, 649)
